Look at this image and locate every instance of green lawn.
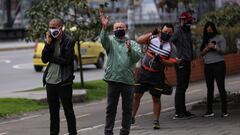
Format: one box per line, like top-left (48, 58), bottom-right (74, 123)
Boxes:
top-left (0, 98), bottom-right (47, 117)
top-left (0, 80), bottom-right (107, 117)
top-left (73, 80), bottom-right (107, 101)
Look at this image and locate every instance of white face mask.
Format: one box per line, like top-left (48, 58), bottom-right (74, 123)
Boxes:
top-left (49, 28), bottom-right (60, 38)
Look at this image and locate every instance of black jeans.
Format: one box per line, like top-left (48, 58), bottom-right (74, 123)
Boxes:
top-left (104, 81), bottom-right (134, 135)
top-left (174, 60), bottom-right (191, 115)
top-left (204, 61), bottom-right (227, 113)
top-left (46, 84), bottom-right (77, 135)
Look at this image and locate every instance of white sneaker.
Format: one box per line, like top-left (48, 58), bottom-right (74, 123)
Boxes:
top-left (222, 113), bottom-right (229, 117)
top-left (203, 112), bottom-right (215, 118)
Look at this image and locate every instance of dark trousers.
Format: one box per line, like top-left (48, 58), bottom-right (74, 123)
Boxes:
top-left (46, 84), bottom-right (77, 135)
top-left (204, 61), bottom-right (227, 113)
top-left (174, 60), bottom-right (191, 115)
top-left (104, 81), bottom-right (134, 135)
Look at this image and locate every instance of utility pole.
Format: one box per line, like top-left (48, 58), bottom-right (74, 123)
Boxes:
top-left (127, 0), bottom-right (135, 40)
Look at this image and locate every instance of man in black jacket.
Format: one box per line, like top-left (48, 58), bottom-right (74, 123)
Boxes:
top-left (171, 12), bottom-right (195, 120)
top-left (42, 18), bottom-right (77, 135)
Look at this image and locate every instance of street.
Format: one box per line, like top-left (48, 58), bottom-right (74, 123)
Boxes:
top-left (0, 73), bottom-right (239, 135)
top-left (0, 49), bottom-right (104, 97)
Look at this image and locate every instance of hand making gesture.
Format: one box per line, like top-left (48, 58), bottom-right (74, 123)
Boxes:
top-left (99, 8), bottom-right (109, 29)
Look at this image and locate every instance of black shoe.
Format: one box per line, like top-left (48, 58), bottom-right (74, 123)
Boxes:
top-left (203, 112), bottom-right (215, 118)
top-left (131, 117), bottom-right (135, 124)
top-left (173, 114), bottom-right (186, 120)
top-left (153, 120), bottom-right (160, 129)
top-left (184, 111), bottom-right (196, 118)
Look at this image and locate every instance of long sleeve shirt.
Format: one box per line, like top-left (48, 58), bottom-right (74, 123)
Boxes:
top-left (100, 28), bottom-right (142, 85)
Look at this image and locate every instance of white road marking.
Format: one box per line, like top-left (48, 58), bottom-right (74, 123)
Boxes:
top-left (0, 115), bottom-right (41, 125)
top-left (69, 100), bottom-right (202, 134)
top-left (61, 114), bottom-right (90, 122)
top-left (227, 80), bottom-right (240, 85)
top-left (0, 132), bottom-right (8, 135)
top-left (186, 89), bottom-right (203, 94)
top-left (0, 60), bottom-right (11, 63)
top-left (12, 63), bottom-right (32, 69)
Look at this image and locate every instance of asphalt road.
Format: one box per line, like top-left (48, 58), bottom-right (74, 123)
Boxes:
top-left (0, 49), bottom-right (104, 96)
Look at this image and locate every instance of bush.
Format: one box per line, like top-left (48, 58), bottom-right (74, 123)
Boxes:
top-left (192, 26), bottom-right (240, 56)
top-left (198, 5), bottom-right (240, 27)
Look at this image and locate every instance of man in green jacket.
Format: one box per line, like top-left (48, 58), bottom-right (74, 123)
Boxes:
top-left (99, 10), bottom-right (142, 135)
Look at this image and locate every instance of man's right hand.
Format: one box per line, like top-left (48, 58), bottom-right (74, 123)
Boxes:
top-left (46, 31), bottom-right (52, 44)
top-left (99, 9), bottom-right (109, 29)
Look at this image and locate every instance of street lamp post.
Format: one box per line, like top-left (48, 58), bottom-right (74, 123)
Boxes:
top-left (127, 0), bottom-right (135, 40)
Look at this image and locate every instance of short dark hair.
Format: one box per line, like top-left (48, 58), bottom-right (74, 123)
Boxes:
top-left (161, 23), bottom-right (174, 32)
top-left (49, 18), bottom-right (64, 27)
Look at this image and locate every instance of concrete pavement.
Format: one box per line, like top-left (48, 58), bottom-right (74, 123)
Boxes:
top-left (78, 98), bottom-right (240, 135)
top-left (77, 74), bottom-right (240, 135)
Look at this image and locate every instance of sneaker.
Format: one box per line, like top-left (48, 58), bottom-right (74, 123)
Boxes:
top-left (131, 117), bottom-right (135, 124)
top-left (203, 112), bottom-right (215, 118)
top-left (173, 114), bottom-right (186, 120)
top-left (222, 113), bottom-right (229, 117)
top-left (184, 111), bottom-right (196, 118)
top-left (153, 120), bottom-right (160, 129)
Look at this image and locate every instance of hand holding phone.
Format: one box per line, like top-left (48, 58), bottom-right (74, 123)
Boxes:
top-left (125, 40), bottom-right (131, 52)
top-left (46, 31), bottom-right (52, 44)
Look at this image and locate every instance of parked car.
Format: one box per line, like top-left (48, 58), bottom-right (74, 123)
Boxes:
top-left (33, 40), bottom-right (105, 72)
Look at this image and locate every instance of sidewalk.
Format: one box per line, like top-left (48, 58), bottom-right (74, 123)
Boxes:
top-left (127, 104), bottom-right (240, 135)
top-left (80, 102), bottom-right (240, 135)
top-left (0, 40), bottom-right (35, 51)
top-left (78, 74), bottom-right (240, 135)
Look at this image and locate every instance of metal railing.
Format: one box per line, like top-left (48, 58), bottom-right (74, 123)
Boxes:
top-left (106, 12), bottom-right (178, 25)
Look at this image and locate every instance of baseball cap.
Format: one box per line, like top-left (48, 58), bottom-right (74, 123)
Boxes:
top-left (179, 12), bottom-right (195, 23)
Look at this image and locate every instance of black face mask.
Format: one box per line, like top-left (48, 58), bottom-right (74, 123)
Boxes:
top-left (161, 32), bottom-right (171, 42)
top-left (114, 29), bottom-right (125, 38)
top-left (182, 23), bottom-right (191, 32)
top-left (207, 32), bottom-right (215, 39)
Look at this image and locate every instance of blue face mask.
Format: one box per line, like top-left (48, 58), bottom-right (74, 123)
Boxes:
top-left (114, 29), bottom-right (125, 38)
top-left (49, 28), bottom-right (60, 38)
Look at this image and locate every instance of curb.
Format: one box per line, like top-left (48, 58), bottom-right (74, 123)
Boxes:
top-left (0, 46), bottom-right (34, 51)
top-left (1, 89), bottom-right (87, 104)
top-left (33, 89), bottom-right (87, 104)
top-left (37, 93), bottom-right (87, 104)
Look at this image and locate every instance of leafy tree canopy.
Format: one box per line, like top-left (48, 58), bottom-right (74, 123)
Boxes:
top-left (25, 0), bottom-right (101, 42)
top-left (198, 5), bottom-right (240, 27)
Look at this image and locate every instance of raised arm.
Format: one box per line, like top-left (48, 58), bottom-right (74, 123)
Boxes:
top-left (99, 9), bottom-right (111, 52)
top-left (137, 33), bottom-right (152, 45)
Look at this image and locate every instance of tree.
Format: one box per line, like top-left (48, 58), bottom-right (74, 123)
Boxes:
top-left (198, 5), bottom-right (240, 27)
top-left (26, 0), bottom-right (101, 88)
top-left (25, 0), bottom-right (100, 41)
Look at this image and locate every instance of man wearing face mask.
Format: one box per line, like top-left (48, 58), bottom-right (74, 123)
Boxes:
top-left (171, 12), bottom-right (196, 120)
top-left (42, 18), bottom-right (77, 135)
top-left (132, 23), bottom-right (180, 129)
top-left (99, 10), bottom-right (142, 135)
